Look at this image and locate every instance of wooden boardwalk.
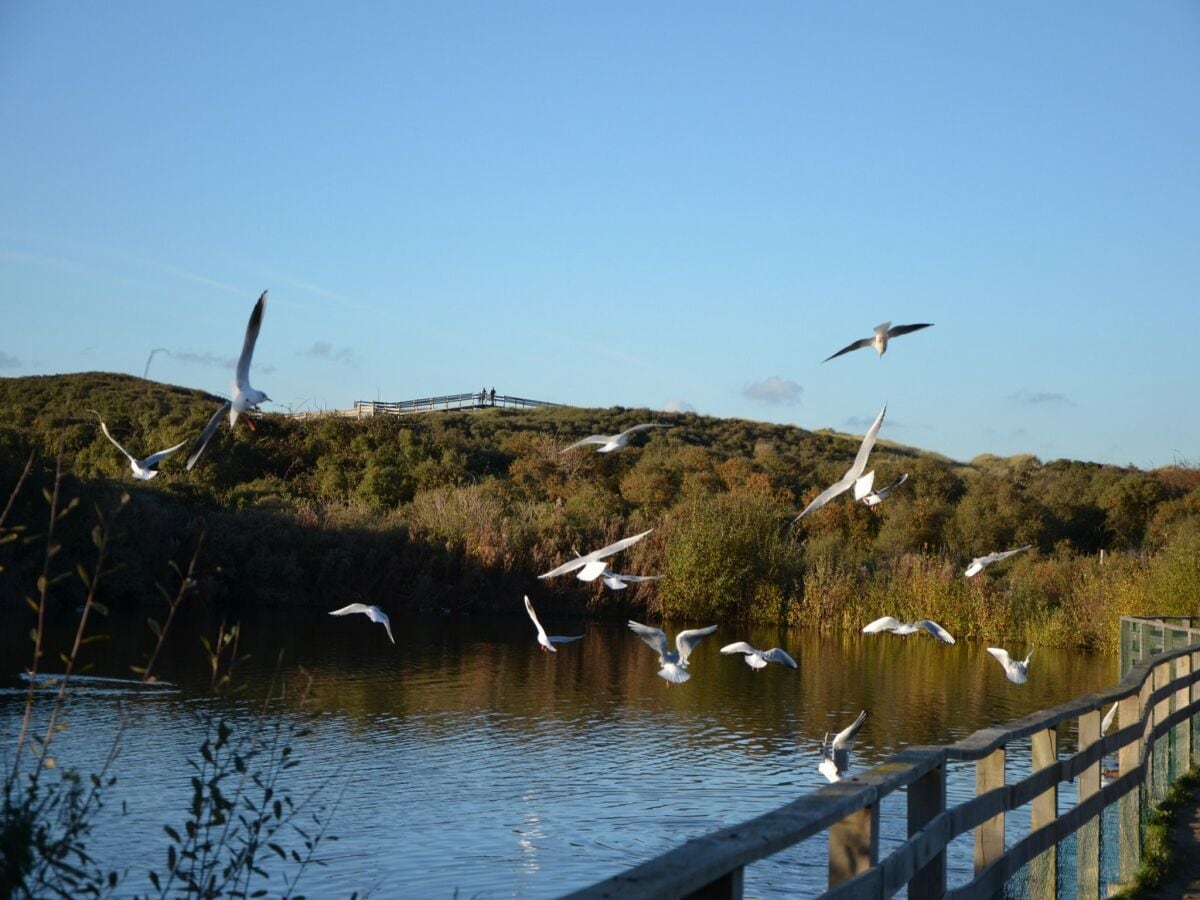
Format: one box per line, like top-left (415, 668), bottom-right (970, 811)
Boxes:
top-left (566, 616), bottom-right (1200, 899)
top-left (285, 391), bottom-right (562, 419)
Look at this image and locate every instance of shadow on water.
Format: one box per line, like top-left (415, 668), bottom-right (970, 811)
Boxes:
top-left (1, 604), bottom-right (1118, 897)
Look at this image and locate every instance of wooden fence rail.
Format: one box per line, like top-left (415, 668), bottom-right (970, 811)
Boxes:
top-left (565, 616), bottom-right (1200, 899)
top-left (352, 392), bottom-right (561, 416)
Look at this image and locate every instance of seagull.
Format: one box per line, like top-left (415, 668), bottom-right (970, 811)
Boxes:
top-left (539, 529), bottom-right (654, 580)
top-left (185, 401), bottom-right (233, 471)
top-left (328, 603), bottom-right (395, 644)
top-left (720, 642), bottom-right (797, 670)
top-left (560, 423), bottom-right (670, 454)
top-left (523, 595), bottom-right (584, 652)
top-left (627, 621), bottom-right (718, 684)
top-left (823, 321), bottom-right (933, 362)
top-left (965, 545), bottom-right (1033, 577)
top-left (987, 647), bottom-right (1033, 684)
top-left (89, 410), bottom-right (186, 481)
top-left (599, 569), bottom-right (663, 591)
top-left (819, 710), bottom-right (868, 783)
top-left (862, 616), bottom-right (955, 644)
top-left (855, 471), bottom-right (909, 508)
top-left (1101, 700), bottom-right (1119, 735)
top-left (794, 404), bottom-right (886, 522)
top-left (230, 291), bottom-right (271, 426)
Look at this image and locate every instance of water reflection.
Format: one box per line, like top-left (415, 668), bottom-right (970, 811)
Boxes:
top-left (0, 605), bottom-right (1118, 897)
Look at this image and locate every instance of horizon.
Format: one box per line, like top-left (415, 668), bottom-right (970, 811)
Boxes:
top-left (2, 3), bottom-right (1197, 469)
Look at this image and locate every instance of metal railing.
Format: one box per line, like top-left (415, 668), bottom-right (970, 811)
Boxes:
top-left (566, 616), bottom-right (1200, 899)
top-left (352, 392), bottom-right (561, 416)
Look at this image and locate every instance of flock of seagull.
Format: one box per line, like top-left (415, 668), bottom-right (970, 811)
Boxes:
top-left (89, 296), bottom-right (1043, 784)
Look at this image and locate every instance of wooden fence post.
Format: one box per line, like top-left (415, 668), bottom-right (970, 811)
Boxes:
top-left (1154, 662), bottom-right (1171, 801)
top-left (1193, 649), bottom-right (1200, 766)
top-left (1118, 689), bottom-right (1143, 886)
top-left (908, 761), bottom-right (946, 897)
top-left (1176, 653), bottom-right (1192, 780)
top-left (828, 803), bottom-right (879, 887)
top-left (1076, 709), bottom-right (1101, 900)
top-left (1028, 727), bottom-right (1058, 899)
top-left (973, 747), bottom-right (1006, 874)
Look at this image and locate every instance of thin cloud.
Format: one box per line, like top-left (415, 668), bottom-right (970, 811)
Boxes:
top-left (662, 399), bottom-right (696, 413)
top-left (743, 376), bottom-right (802, 406)
top-left (1009, 390), bottom-right (1074, 407)
top-left (845, 415), bottom-right (904, 431)
top-left (301, 341), bottom-right (357, 366)
top-left (0, 349), bottom-right (20, 369)
top-left (169, 349), bottom-right (276, 375)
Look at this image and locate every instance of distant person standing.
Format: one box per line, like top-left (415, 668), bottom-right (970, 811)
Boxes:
top-left (490, 387), bottom-right (496, 405)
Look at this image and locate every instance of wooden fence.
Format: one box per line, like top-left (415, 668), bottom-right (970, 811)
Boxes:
top-left (565, 616), bottom-right (1200, 899)
top-left (352, 392), bottom-right (561, 416)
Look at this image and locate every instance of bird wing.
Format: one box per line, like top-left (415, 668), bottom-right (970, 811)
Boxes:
top-left (560, 434), bottom-right (611, 453)
top-left (548, 634), bottom-right (584, 645)
top-left (873, 321), bottom-right (892, 337)
top-left (141, 440), bottom-right (188, 468)
top-left (881, 472), bottom-right (909, 495)
top-left (886, 323), bottom-right (933, 338)
top-left (627, 621), bottom-right (670, 657)
top-left (603, 575), bottom-right (628, 590)
top-left (370, 609), bottom-right (396, 643)
top-left (329, 603), bottom-right (371, 617)
top-left (863, 616), bottom-right (902, 634)
top-left (762, 648), bottom-right (797, 668)
top-left (832, 710), bottom-right (868, 751)
top-left (92, 413), bottom-right (137, 464)
top-left (818, 757), bottom-right (842, 783)
top-left (917, 620), bottom-right (955, 644)
top-left (822, 337), bottom-right (873, 363)
top-left (576, 559), bottom-right (609, 581)
top-left (987, 648), bottom-right (1012, 669)
top-left (720, 642), bottom-right (757, 656)
top-left (523, 595), bottom-right (549, 644)
top-left (853, 471), bottom-right (876, 501)
top-left (538, 529), bottom-right (653, 579)
top-left (186, 401), bottom-right (232, 471)
top-left (1022, 647), bottom-right (1034, 667)
top-left (846, 404), bottom-right (887, 481)
top-left (610, 573), bottom-right (662, 583)
top-left (793, 477), bottom-right (853, 522)
top-left (675, 625), bottom-right (719, 664)
top-left (1101, 700), bottom-right (1119, 735)
top-left (235, 291), bottom-right (267, 391)
top-left (617, 423), bottom-right (670, 439)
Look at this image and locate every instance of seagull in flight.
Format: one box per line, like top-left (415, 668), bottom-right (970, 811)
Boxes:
top-left (819, 710), bottom-right (868, 783)
top-left (523, 595), bottom-right (584, 652)
top-left (823, 321), bottom-right (933, 362)
top-left (1101, 700), bottom-right (1119, 735)
top-left (987, 647), bottom-right (1032, 684)
top-left (560, 423), bottom-right (670, 454)
top-left (599, 568), bottom-right (663, 591)
top-left (965, 545), bottom-right (1033, 577)
top-left (794, 404), bottom-right (886, 522)
top-left (627, 621), bottom-right (718, 684)
top-left (720, 642), bottom-right (797, 670)
top-left (539, 529), bottom-right (653, 580)
top-left (89, 410), bottom-right (186, 481)
top-left (328, 603), bottom-right (395, 644)
top-left (854, 471), bottom-right (908, 508)
top-left (862, 616), bottom-right (955, 644)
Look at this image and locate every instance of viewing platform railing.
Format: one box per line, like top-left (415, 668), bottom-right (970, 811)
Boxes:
top-left (566, 616), bottom-right (1200, 899)
top-left (352, 393), bottom-right (561, 416)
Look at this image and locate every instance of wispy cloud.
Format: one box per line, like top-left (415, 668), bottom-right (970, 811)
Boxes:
top-left (300, 341), bottom-right (358, 366)
top-left (743, 376), bottom-right (802, 406)
top-left (662, 399), bottom-right (696, 413)
top-left (0, 349), bottom-right (21, 369)
top-left (845, 415), bottom-right (904, 431)
top-left (152, 264), bottom-right (249, 297)
top-left (1009, 390), bottom-right (1074, 407)
top-left (169, 349), bottom-right (276, 375)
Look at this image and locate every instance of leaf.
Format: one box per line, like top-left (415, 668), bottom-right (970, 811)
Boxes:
top-left (76, 563), bottom-right (92, 588)
top-left (149, 871), bottom-right (161, 890)
top-left (164, 824), bottom-right (181, 842)
top-left (44, 757), bottom-right (56, 768)
top-left (24, 596), bottom-right (38, 613)
top-left (57, 496), bottom-right (80, 520)
top-left (268, 842), bottom-right (286, 859)
top-left (92, 525), bottom-right (103, 548)
top-left (168, 844), bottom-right (177, 871)
top-left (147, 617), bottom-right (162, 638)
top-left (92, 600), bottom-right (110, 617)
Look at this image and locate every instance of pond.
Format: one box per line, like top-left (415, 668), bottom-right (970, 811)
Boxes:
top-left (1, 603), bottom-right (1119, 897)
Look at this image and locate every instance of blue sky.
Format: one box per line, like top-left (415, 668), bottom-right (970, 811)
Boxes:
top-left (1, 2), bottom-right (1197, 467)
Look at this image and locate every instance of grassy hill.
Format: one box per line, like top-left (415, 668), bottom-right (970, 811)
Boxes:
top-left (1, 372), bottom-right (1197, 648)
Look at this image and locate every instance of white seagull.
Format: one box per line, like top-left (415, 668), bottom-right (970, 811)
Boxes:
top-left (965, 545), bottom-right (1033, 578)
top-left (720, 642), bottom-right (797, 670)
top-left (539, 529), bottom-right (654, 580)
top-left (185, 400), bottom-right (233, 471)
top-left (794, 404), bottom-right (887, 522)
top-left (854, 471), bottom-right (909, 508)
top-left (987, 647), bottom-right (1033, 684)
top-left (89, 411), bottom-right (186, 481)
top-left (230, 291), bottom-right (271, 426)
top-left (819, 710), bottom-right (868, 783)
top-left (328, 603), bottom-right (395, 644)
top-left (523, 595), bottom-right (584, 652)
top-left (599, 568), bottom-right (663, 591)
top-left (627, 621), bottom-right (718, 684)
top-left (560, 423), bottom-right (670, 454)
top-left (823, 321), bottom-right (933, 362)
top-left (1101, 700), bottom-right (1119, 735)
top-left (862, 616), bottom-right (956, 644)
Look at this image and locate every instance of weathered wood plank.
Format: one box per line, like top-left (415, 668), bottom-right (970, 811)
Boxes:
top-left (973, 747), bottom-right (1005, 874)
top-left (1077, 708), bottom-right (1101, 900)
top-left (1029, 727), bottom-right (1058, 899)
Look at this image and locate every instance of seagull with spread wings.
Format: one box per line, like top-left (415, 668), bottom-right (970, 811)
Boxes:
top-left (987, 647), bottom-right (1033, 684)
top-left (89, 410), bottom-right (186, 481)
top-left (560, 423), bottom-right (670, 454)
top-left (599, 568), bottom-right (663, 591)
top-left (539, 529), bottom-right (653, 581)
top-left (794, 404), bottom-right (887, 522)
top-left (965, 545), bottom-right (1033, 577)
top-left (823, 321), bottom-right (933, 362)
top-left (863, 616), bottom-right (955, 644)
top-left (854, 471), bottom-right (908, 508)
top-left (720, 642), bottom-right (797, 670)
top-left (627, 621), bottom-right (718, 684)
top-left (819, 710), bottom-right (868, 783)
top-left (523, 595), bottom-right (584, 652)
top-left (328, 603), bottom-right (395, 644)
